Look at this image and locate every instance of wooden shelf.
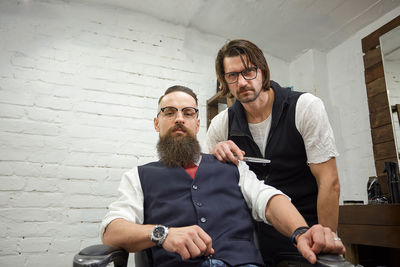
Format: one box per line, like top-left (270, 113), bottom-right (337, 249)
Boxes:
top-left (206, 91), bottom-right (235, 128)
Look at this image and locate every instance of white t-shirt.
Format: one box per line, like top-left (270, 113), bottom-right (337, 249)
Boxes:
top-left (100, 157), bottom-right (288, 237)
top-left (204, 93), bottom-right (338, 163)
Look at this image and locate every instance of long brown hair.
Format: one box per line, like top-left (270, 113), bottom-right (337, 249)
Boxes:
top-left (215, 39), bottom-right (270, 96)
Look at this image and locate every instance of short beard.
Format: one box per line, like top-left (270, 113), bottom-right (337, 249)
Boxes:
top-left (156, 124), bottom-right (201, 167)
top-left (237, 86), bottom-right (262, 103)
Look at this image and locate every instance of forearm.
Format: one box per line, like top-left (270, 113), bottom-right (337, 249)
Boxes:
top-left (265, 195), bottom-right (308, 237)
top-left (102, 218), bottom-right (155, 252)
top-left (310, 158), bottom-right (340, 232)
top-left (317, 184), bottom-right (339, 231)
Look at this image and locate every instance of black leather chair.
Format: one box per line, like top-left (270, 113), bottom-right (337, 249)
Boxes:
top-left (73, 244), bottom-right (358, 267)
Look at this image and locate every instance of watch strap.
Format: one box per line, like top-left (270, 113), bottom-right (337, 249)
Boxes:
top-left (290, 226), bottom-right (310, 247)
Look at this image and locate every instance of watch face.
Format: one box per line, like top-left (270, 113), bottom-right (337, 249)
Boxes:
top-left (153, 226), bottom-right (165, 238)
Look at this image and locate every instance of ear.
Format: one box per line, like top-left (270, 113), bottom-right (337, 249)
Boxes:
top-left (154, 117), bottom-right (160, 132)
top-left (194, 118), bottom-right (200, 134)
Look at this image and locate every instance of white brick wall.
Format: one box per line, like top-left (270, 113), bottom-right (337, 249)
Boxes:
top-left (0, 0), bottom-right (225, 266)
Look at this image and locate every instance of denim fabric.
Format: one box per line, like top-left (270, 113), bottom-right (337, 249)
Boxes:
top-left (197, 258), bottom-right (260, 267)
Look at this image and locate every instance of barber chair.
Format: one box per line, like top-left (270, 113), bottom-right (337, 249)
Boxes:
top-left (73, 244), bottom-right (358, 267)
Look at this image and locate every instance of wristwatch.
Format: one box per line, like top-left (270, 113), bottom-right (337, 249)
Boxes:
top-left (150, 225), bottom-right (169, 246)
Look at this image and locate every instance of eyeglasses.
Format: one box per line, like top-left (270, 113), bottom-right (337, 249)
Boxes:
top-left (224, 67), bottom-right (258, 84)
top-left (157, 106), bottom-right (199, 120)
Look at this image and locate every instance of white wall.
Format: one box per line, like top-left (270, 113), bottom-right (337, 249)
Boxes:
top-left (288, 6), bottom-right (400, 203)
top-left (326, 7), bottom-right (400, 203)
top-left (0, 1), bottom-right (291, 266)
top-left (0, 0), bottom-right (223, 266)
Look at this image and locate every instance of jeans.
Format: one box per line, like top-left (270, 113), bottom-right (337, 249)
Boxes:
top-left (197, 258), bottom-right (260, 267)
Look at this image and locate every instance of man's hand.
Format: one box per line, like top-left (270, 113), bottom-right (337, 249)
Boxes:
top-left (211, 140), bottom-right (245, 165)
top-left (162, 225), bottom-right (214, 260)
top-left (296, 224), bottom-right (345, 264)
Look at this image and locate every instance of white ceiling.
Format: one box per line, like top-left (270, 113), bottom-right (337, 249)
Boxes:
top-left (86, 0), bottom-right (400, 61)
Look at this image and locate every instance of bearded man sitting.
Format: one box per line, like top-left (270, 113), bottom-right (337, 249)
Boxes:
top-left (100, 85), bottom-right (345, 267)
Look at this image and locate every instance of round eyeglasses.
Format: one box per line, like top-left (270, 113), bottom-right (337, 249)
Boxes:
top-left (157, 106), bottom-right (199, 120)
top-left (224, 67), bottom-right (258, 84)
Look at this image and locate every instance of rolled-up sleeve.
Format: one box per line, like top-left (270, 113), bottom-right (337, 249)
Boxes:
top-left (237, 161), bottom-right (290, 225)
top-left (99, 167), bottom-right (144, 237)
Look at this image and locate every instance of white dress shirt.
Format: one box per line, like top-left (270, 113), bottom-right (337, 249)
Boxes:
top-left (100, 157), bottom-right (288, 236)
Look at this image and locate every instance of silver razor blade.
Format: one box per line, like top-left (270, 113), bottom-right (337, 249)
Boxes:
top-left (243, 157), bottom-right (271, 164)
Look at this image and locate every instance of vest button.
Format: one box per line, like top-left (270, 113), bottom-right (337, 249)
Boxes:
top-left (192, 185), bottom-right (198, 190)
top-left (200, 217), bottom-right (206, 223)
top-left (196, 202), bottom-right (202, 207)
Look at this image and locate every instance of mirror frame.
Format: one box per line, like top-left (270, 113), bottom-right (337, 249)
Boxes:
top-left (362, 15), bottom-right (400, 191)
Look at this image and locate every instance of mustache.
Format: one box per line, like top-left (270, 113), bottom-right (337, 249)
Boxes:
top-left (238, 86), bottom-right (254, 94)
top-left (168, 123), bottom-right (188, 134)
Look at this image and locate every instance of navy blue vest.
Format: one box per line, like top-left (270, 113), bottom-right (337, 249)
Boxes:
top-left (138, 154), bottom-right (264, 267)
top-left (228, 81), bottom-right (318, 263)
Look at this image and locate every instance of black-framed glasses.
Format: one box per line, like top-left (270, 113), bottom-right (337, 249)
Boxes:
top-left (224, 67), bottom-right (258, 84)
top-left (157, 106), bottom-right (199, 120)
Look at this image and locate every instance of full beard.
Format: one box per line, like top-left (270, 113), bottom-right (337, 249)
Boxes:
top-left (156, 124), bottom-right (201, 167)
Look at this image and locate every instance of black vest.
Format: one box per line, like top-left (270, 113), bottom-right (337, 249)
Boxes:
top-left (228, 81), bottom-right (318, 263)
top-left (138, 154), bottom-right (264, 267)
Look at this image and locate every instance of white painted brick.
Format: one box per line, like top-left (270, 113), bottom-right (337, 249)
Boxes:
top-left (106, 168), bottom-right (129, 181)
top-left (0, 223), bottom-right (7, 238)
top-left (0, 86), bottom-right (35, 106)
top-left (66, 208), bottom-right (107, 223)
top-left (34, 95), bottom-right (73, 111)
top-left (27, 149), bottom-right (68, 164)
top-left (25, 253), bottom-right (73, 267)
top-left (0, 238), bottom-right (19, 256)
top-left (56, 180), bottom-right (93, 195)
top-left (27, 107), bottom-right (71, 124)
top-left (24, 177), bottom-right (58, 192)
top-left (70, 139), bottom-right (121, 154)
top-left (48, 238), bottom-right (81, 253)
top-left (8, 162), bottom-right (41, 177)
top-left (8, 192), bottom-right (65, 208)
top-left (65, 195), bottom-right (115, 209)
top-left (6, 222), bottom-right (63, 238)
top-left (0, 192), bottom-right (11, 208)
top-left (0, 255), bottom-right (26, 267)
top-left (61, 222), bottom-right (100, 238)
top-left (0, 103), bottom-right (26, 119)
top-left (0, 118), bottom-right (61, 136)
top-left (83, 89), bottom-right (147, 108)
top-left (0, 176), bottom-right (25, 191)
top-left (20, 237), bottom-right (52, 253)
top-left (0, 132), bottom-right (44, 151)
top-left (91, 181), bottom-right (120, 197)
top-left (57, 166), bottom-right (107, 180)
top-left (75, 100), bottom-right (145, 118)
top-left (0, 162), bottom-right (14, 176)
top-left (1, 208), bottom-right (62, 223)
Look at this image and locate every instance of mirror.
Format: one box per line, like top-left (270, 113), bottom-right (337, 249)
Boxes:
top-left (380, 25), bottom-right (400, 164)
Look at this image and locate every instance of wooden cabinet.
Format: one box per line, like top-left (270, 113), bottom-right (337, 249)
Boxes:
top-left (338, 204), bottom-right (400, 266)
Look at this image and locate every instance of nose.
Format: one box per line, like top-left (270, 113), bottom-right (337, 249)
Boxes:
top-left (174, 110), bottom-right (185, 124)
top-left (237, 73), bottom-right (248, 87)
